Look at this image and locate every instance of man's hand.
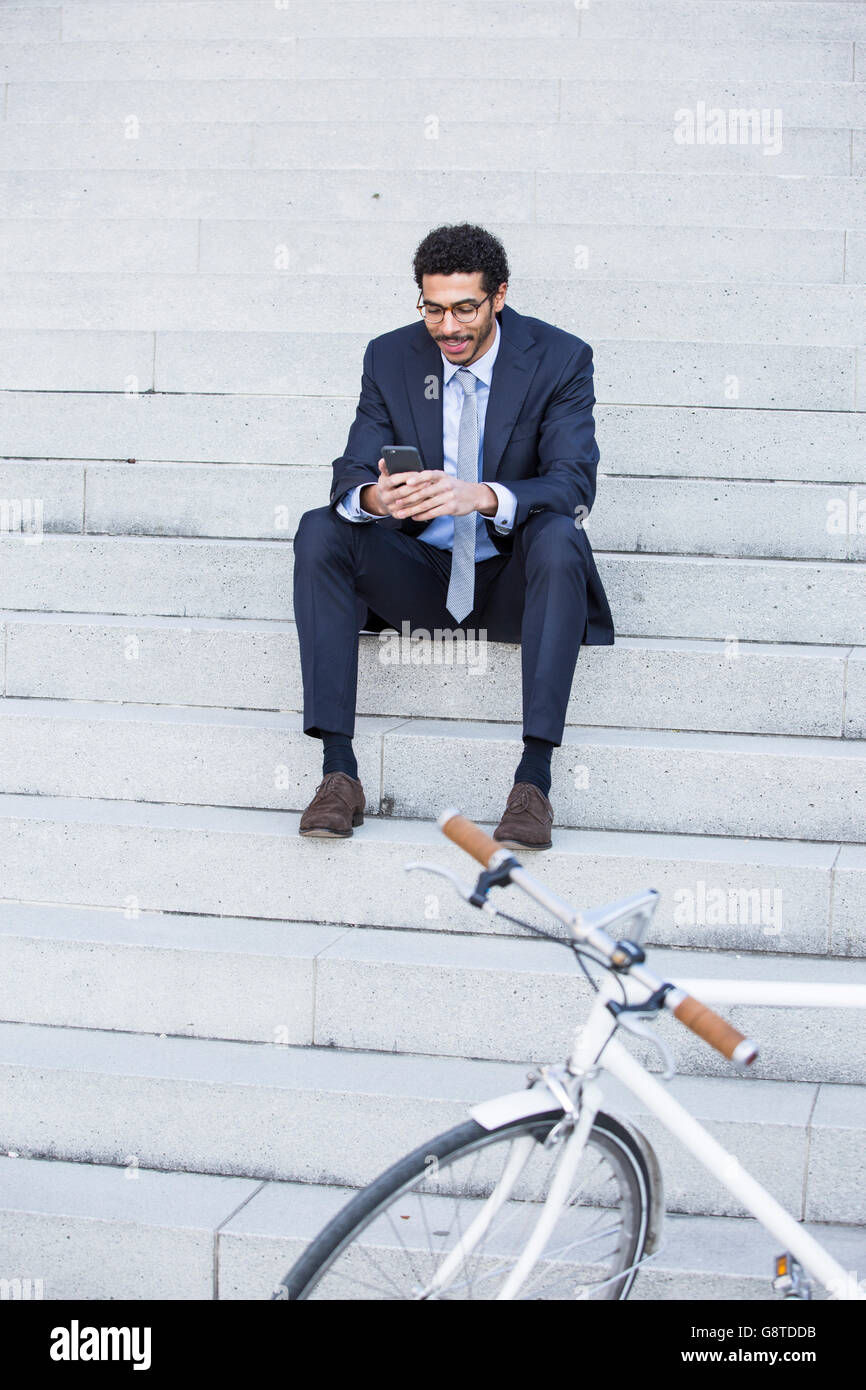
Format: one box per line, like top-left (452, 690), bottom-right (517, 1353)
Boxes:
top-left (360, 459), bottom-right (497, 522)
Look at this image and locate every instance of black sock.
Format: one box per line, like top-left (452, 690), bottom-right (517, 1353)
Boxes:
top-left (514, 736), bottom-right (554, 797)
top-left (321, 732), bottom-right (358, 780)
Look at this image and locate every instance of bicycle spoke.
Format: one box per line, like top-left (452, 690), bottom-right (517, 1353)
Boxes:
top-left (347, 1232), bottom-right (412, 1299)
top-left (285, 1116), bottom-right (650, 1301)
top-left (382, 1204), bottom-right (427, 1290)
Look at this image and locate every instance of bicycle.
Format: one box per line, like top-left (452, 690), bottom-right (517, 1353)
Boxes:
top-left (275, 810), bottom-right (866, 1301)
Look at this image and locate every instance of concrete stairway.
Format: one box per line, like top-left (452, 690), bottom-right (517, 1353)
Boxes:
top-left (0, 0), bottom-right (864, 1300)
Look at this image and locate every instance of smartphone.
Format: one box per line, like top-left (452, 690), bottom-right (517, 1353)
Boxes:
top-left (382, 445), bottom-right (424, 474)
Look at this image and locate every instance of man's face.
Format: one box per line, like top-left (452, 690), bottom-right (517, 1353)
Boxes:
top-left (419, 272), bottom-right (507, 367)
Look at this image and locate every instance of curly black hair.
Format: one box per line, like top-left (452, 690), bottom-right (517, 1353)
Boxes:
top-left (412, 223), bottom-right (509, 297)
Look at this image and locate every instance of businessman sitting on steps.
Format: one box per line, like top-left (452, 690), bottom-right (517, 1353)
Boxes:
top-left (293, 222), bottom-right (614, 850)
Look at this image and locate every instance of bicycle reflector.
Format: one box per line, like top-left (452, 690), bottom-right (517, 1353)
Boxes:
top-left (773, 1253), bottom-right (812, 1299)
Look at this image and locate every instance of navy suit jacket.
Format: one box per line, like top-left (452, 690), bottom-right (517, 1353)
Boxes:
top-left (329, 301), bottom-right (614, 645)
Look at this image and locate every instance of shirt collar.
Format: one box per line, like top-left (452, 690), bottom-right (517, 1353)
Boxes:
top-left (440, 317), bottom-right (501, 386)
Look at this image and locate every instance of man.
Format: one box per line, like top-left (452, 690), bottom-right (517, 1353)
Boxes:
top-left (293, 222), bottom-right (614, 850)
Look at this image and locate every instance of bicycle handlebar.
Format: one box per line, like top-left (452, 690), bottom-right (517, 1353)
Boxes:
top-left (437, 809), bottom-right (504, 868)
top-left (666, 990), bottom-right (759, 1067)
top-left (436, 807), bottom-right (759, 1070)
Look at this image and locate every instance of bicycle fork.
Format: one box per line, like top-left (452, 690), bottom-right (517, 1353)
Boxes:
top-left (491, 995), bottom-right (627, 1300)
top-left (494, 1081), bottom-right (603, 1301)
top-left (417, 1131), bottom-right (540, 1298)
top-left (485, 983), bottom-right (627, 1300)
top-left (416, 1084), bottom-right (602, 1302)
top-left (419, 997), bottom-right (617, 1300)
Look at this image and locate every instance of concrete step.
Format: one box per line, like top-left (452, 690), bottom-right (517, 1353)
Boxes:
top-left (596, 405), bottom-right (866, 480)
top-left (0, 37), bottom-right (855, 83)
top-left (197, 218), bottom-right (862, 288)
top-left (0, 1019), bottom-right (859, 1222)
top-left (382, 719), bottom-right (866, 843)
top-left (219, 1185), bottom-right (866, 1303)
top-left (0, 459), bottom-right (84, 532)
top-left (0, 1153), bottom-right (260, 1301)
top-left (2, 336), bottom-right (859, 410)
top-left (2, 393), bottom-right (863, 478)
top-left (298, 930), bottom-right (866, 1087)
top-left (54, 0), bottom-right (866, 45)
top-left (0, 902), bottom-right (863, 1084)
top-left (1, 536), bottom-right (863, 643)
top-left (8, 458), bottom-right (862, 562)
top-left (0, 699), bottom-right (398, 812)
top-left (0, 5), bottom-right (57, 38)
top-left (3, 274), bottom-right (863, 347)
top-left (5, 612), bottom-right (857, 739)
top-left (846, 233), bottom-right (866, 282)
top-left (581, 0), bottom-right (866, 44)
top-left (0, 119), bottom-right (852, 177)
top-left (0, 700), bottom-right (863, 841)
top-left (1, 217), bottom-right (853, 286)
top-left (3, 1152), bottom-right (863, 1301)
top-left (537, 171), bottom-right (866, 232)
top-left (526, 550), bottom-right (866, 643)
top-left (570, 76), bottom-right (866, 132)
top-left (590, 477), bottom-right (866, 561)
top-left (1, 793), bottom-right (857, 956)
top-left (1, 169), bottom-right (862, 230)
top-left (11, 74), bottom-right (863, 130)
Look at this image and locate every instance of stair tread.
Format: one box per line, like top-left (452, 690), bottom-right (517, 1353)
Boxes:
top-left (0, 1152), bottom-right (258, 1226)
top-left (1, 1151), bottom-right (863, 1273)
top-left (1, 901), bottom-right (865, 982)
top-left (2, 697), bottom-right (864, 761)
top-left (0, 791), bottom-right (844, 863)
top-left (0, 1017), bottom-right (830, 1111)
top-left (2, 609), bottom-right (855, 658)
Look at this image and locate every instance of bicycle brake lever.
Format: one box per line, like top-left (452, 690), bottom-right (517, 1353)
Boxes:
top-left (405, 861), bottom-right (500, 917)
top-left (613, 1013), bottom-right (677, 1082)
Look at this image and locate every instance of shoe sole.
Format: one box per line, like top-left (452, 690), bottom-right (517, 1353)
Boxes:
top-left (493, 837), bottom-right (551, 851)
top-left (299, 813), bottom-right (364, 839)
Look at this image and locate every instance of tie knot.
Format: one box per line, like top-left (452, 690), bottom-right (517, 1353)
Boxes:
top-left (455, 367), bottom-right (477, 395)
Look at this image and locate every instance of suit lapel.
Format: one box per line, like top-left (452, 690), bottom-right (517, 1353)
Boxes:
top-left (481, 307), bottom-right (537, 482)
top-left (404, 330), bottom-right (444, 471)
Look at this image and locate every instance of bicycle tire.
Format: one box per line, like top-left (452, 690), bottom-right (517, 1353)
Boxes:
top-left (276, 1108), bottom-right (655, 1301)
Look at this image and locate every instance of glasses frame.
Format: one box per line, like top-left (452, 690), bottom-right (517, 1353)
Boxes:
top-left (416, 289), bottom-right (496, 324)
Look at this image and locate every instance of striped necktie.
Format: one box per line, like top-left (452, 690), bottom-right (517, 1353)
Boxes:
top-left (446, 367), bottom-right (479, 623)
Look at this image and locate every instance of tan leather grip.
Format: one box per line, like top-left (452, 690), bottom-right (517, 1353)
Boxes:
top-left (673, 994), bottom-right (758, 1066)
top-left (438, 810), bottom-right (506, 869)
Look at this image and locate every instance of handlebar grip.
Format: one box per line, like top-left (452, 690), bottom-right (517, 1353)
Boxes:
top-left (437, 809), bottom-right (508, 869)
top-left (671, 992), bottom-right (759, 1068)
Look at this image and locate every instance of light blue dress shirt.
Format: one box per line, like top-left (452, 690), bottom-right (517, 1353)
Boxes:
top-left (336, 318), bottom-right (517, 557)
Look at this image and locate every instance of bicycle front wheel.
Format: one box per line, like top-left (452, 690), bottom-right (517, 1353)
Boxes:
top-left (278, 1109), bottom-right (656, 1301)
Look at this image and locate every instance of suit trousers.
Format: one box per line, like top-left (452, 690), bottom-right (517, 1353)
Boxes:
top-left (292, 505), bottom-right (592, 746)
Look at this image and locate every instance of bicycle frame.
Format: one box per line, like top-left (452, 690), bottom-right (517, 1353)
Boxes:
top-left (457, 976), bottom-right (866, 1302)
top-left (413, 823), bottom-right (866, 1302)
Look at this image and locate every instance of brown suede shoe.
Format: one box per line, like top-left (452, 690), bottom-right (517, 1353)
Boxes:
top-left (493, 782), bottom-right (553, 851)
top-left (299, 772), bottom-right (365, 838)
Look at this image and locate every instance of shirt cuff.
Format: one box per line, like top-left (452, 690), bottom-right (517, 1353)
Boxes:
top-left (485, 482), bottom-right (518, 534)
top-left (336, 484), bottom-right (382, 522)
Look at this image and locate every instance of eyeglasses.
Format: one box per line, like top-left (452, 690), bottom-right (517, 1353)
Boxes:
top-left (416, 290), bottom-right (495, 324)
